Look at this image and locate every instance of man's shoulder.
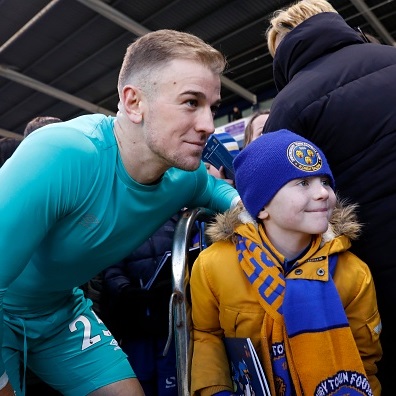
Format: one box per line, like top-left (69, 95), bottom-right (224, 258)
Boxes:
top-left (62, 114), bottom-right (115, 141)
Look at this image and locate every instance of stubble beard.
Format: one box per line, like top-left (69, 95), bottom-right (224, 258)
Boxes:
top-left (144, 125), bottom-right (202, 172)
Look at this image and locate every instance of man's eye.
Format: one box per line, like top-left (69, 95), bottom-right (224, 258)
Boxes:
top-left (187, 99), bottom-right (198, 107)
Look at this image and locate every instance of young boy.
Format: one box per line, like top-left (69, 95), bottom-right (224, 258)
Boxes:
top-left (190, 130), bottom-right (382, 396)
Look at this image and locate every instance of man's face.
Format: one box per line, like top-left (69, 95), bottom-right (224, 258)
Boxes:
top-left (142, 59), bottom-right (221, 171)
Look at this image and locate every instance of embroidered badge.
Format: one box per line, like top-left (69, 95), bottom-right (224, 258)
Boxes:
top-left (287, 141), bottom-right (323, 172)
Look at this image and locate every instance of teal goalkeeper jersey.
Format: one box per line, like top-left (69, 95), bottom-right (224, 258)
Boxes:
top-left (0, 114), bottom-right (238, 375)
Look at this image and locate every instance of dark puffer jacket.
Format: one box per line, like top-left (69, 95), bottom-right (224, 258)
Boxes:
top-left (263, 12), bottom-right (396, 392)
top-left (100, 213), bottom-right (182, 339)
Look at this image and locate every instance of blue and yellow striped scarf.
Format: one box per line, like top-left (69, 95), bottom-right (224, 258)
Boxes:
top-left (235, 223), bottom-right (373, 396)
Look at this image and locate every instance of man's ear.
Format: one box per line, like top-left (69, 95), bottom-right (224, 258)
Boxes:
top-left (121, 85), bottom-right (143, 123)
top-left (257, 208), bottom-right (269, 220)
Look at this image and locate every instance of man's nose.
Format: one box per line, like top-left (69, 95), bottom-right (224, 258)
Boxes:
top-left (196, 108), bottom-right (215, 135)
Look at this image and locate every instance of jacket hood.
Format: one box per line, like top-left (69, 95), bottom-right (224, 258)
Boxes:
top-left (273, 12), bottom-right (364, 92)
top-left (206, 198), bottom-right (362, 245)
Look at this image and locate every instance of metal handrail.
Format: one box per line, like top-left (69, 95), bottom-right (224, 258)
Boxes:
top-left (169, 207), bottom-right (215, 396)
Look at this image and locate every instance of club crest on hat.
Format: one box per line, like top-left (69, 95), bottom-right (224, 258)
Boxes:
top-left (287, 141), bottom-right (323, 172)
top-left (234, 130), bottom-right (335, 218)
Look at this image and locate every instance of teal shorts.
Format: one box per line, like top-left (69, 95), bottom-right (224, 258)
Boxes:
top-left (2, 288), bottom-right (135, 396)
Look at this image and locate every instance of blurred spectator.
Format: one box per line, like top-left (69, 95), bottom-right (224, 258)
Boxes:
top-left (0, 137), bottom-right (20, 167)
top-left (230, 106), bottom-right (242, 121)
top-left (23, 116), bottom-right (62, 137)
top-left (263, 0), bottom-right (396, 391)
top-left (243, 109), bottom-right (270, 148)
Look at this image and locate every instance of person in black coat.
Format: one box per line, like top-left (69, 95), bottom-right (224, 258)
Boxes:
top-left (263, 1), bottom-right (396, 393)
top-left (98, 211), bottom-right (199, 396)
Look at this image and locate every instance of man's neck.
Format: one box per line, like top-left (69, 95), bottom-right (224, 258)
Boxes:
top-left (113, 120), bottom-right (168, 184)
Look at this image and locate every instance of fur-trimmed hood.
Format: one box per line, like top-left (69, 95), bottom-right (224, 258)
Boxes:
top-left (205, 198), bottom-right (362, 245)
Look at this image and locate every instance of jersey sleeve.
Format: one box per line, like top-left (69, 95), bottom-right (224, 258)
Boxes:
top-left (189, 162), bottom-right (240, 213)
top-left (0, 128), bottom-right (98, 376)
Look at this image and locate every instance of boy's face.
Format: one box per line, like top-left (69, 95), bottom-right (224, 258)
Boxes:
top-left (141, 58), bottom-right (222, 172)
top-left (258, 175), bottom-right (336, 241)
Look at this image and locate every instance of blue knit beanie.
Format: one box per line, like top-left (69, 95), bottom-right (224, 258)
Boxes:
top-left (234, 129), bottom-right (335, 218)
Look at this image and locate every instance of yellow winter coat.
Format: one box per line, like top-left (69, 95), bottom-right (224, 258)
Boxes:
top-left (190, 202), bottom-right (382, 396)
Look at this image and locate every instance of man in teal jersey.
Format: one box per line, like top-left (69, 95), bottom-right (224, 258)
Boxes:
top-left (0, 29), bottom-right (239, 396)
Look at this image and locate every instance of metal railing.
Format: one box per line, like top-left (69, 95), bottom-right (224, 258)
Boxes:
top-left (166, 207), bottom-right (214, 396)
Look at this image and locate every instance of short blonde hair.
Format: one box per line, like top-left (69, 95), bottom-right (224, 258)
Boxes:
top-left (118, 29), bottom-right (227, 96)
top-left (266, 0), bottom-right (338, 57)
